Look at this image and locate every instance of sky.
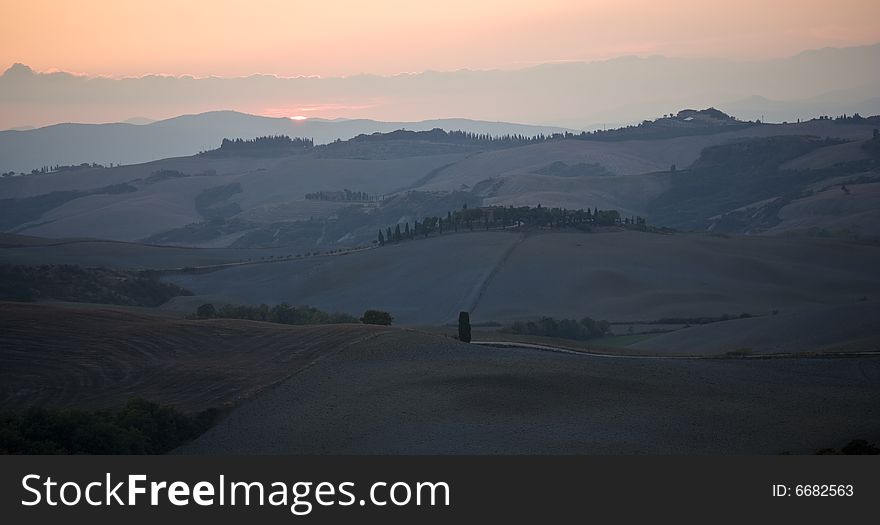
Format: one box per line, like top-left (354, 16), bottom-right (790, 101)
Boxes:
top-left (2, 0), bottom-right (879, 78)
top-left (0, 0), bottom-right (879, 128)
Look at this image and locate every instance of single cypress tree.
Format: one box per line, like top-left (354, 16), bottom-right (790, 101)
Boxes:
top-left (458, 311), bottom-right (472, 343)
top-left (378, 230), bottom-right (385, 246)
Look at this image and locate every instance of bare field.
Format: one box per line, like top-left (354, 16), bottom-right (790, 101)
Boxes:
top-left (630, 301), bottom-right (880, 354)
top-left (0, 302), bottom-right (391, 412)
top-left (180, 331), bottom-right (880, 454)
top-left (766, 182), bottom-right (880, 239)
top-left (472, 231), bottom-right (880, 323)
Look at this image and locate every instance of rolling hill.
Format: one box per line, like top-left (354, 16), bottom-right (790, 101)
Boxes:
top-left (179, 330), bottom-right (880, 454)
top-left (0, 110), bottom-right (573, 174)
top-left (1, 112), bottom-right (878, 248)
top-left (3, 301), bottom-right (877, 454)
top-left (0, 301), bottom-right (390, 412)
top-left (161, 229), bottom-right (880, 355)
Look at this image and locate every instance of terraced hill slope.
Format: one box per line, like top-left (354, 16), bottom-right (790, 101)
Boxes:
top-left (0, 302), bottom-right (390, 412)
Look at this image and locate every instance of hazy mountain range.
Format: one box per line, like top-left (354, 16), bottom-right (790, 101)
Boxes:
top-left (2, 43), bottom-right (879, 132)
top-left (0, 112), bottom-right (573, 173)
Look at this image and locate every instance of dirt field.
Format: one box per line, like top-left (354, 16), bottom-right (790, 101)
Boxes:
top-left (0, 302), bottom-right (390, 412)
top-left (180, 330), bottom-right (880, 454)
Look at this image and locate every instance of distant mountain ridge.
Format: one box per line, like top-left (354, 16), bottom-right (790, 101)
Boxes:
top-left (2, 42), bottom-right (879, 134)
top-left (0, 111), bottom-right (575, 173)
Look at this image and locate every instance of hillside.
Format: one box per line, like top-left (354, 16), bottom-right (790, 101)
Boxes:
top-left (4, 301), bottom-right (877, 454)
top-left (0, 110), bottom-right (573, 173)
top-left (1, 115), bottom-right (877, 248)
top-left (179, 330), bottom-right (880, 454)
top-left (0, 302), bottom-right (390, 412)
top-left (163, 230), bottom-right (880, 354)
top-left (0, 233), bottom-right (304, 269)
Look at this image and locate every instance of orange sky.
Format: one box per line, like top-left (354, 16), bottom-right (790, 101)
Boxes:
top-left (1, 0), bottom-right (879, 78)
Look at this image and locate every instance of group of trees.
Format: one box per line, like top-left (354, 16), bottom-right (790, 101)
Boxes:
top-left (193, 302), bottom-right (358, 325)
top-left (193, 302), bottom-right (394, 326)
top-left (0, 264), bottom-right (192, 306)
top-left (349, 128), bottom-right (548, 148)
top-left (341, 114), bottom-right (753, 147)
top-left (504, 316), bottom-right (611, 341)
top-left (0, 398), bottom-right (220, 454)
top-left (810, 113), bottom-right (880, 125)
top-left (305, 189), bottom-right (378, 202)
top-left (378, 204), bottom-right (646, 246)
top-left (1, 162), bottom-right (111, 178)
top-left (217, 135), bottom-right (314, 152)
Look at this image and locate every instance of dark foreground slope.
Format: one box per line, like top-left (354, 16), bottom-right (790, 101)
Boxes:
top-left (0, 302), bottom-right (390, 412)
top-left (180, 331), bottom-right (880, 455)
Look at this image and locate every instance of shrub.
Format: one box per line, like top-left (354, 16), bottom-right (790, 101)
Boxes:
top-left (196, 303), bottom-right (216, 318)
top-left (361, 310), bottom-right (393, 326)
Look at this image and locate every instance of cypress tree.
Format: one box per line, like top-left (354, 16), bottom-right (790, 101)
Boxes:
top-left (458, 311), bottom-right (472, 343)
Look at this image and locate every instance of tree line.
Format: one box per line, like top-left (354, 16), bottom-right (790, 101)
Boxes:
top-left (305, 189), bottom-right (379, 202)
top-left (218, 135), bottom-right (314, 151)
top-left (192, 302), bottom-right (358, 325)
top-left (502, 316), bottom-right (611, 341)
top-left (192, 302), bottom-right (394, 326)
top-left (377, 204), bottom-right (650, 246)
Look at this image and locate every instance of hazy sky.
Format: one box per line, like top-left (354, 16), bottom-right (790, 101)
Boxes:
top-left (2, 0), bottom-right (879, 77)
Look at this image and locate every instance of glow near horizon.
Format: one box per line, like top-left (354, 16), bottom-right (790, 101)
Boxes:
top-left (2, 0), bottom-right (879, 79)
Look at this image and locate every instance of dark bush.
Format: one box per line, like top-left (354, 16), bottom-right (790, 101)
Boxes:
top-left (504, 316), bottom-right (610, 341)
top-left (191, 302), bottom-right (358, 325)
top-left (0, 399), bottom-right (221, 455)
top-left (361, 310), bottom-right (393, 326)
top-left (0, 264), bottom-right (192, 306)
